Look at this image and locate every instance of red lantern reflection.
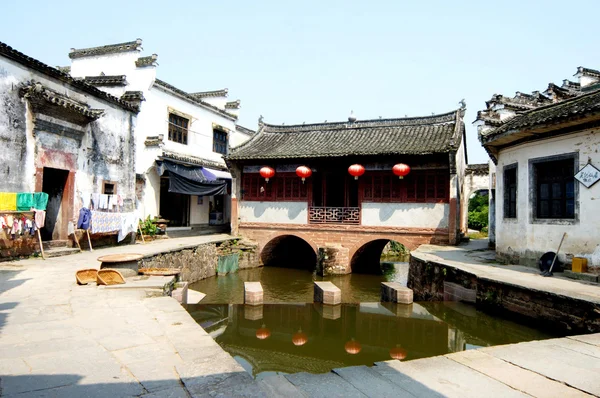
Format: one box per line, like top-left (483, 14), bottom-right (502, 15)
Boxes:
top-left (392, 163), bottom-right (410, 179)
top-left (348, 164), bottom-right (365, 180)
top-left (296, 166), bottom-right (312, 183)
top-left (259, 166), bottom-right (275, 182)
top-left (256, 324), bottom-right (271, 340)
top-left (292, 329), bottom-right (308, 346)
top-left (389, 345), bottom-right (407, 360)
top-left (345, 338), bottom-right (361, 354)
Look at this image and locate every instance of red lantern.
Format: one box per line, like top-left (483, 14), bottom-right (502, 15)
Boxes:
top-left (389, 345), bottom-right (407, 360)
top-left (392, 163), bottom-right (410, 179)
top-left (292, 329), bottom-right (308, 346)
top-left (348, 164), bottom-right (365, 180)
top-left (256, 324), bottom-right (271, 340)
top-left (259, 166), bottom-right (275, 183)
top-left (344, 338), bottom-right (361, 355)
top-left (296, 166), bottom-right (312, 183)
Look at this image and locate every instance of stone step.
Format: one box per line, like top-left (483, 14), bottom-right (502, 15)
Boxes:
top-left (285, 372), bottom-right (366, 397)
top-left (44, 247), bottom-right (80, 258)
top-left (333, 365), bottom-right (413, 397)
top-left (42, 240), bottom-right (71, 251)
top-left (259, 374), bottom-right (308, 397)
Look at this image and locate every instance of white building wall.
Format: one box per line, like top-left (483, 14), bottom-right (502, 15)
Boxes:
top-left (496, 128), bottom-right (600, 266)
top-left (239, 202), bottom-right (308, 224)
top-left (362, 203), bottom-right (449, 228)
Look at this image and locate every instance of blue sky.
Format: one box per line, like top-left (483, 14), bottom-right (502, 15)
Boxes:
top-left (3, 0), bottom-right (599, 163)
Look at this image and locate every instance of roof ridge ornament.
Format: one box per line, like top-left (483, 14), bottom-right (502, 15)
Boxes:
top-left (459, 99), bottom-right (466, 109)
top-left (348, 110), bottom-right (357, 123)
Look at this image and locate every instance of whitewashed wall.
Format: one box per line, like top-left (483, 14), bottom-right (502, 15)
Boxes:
top-left (239, 202), bottom-right (308, 224)
top-left (496, 128), bottom-right (600, 265)
top-left (362, 203), bottom-right (449, 228)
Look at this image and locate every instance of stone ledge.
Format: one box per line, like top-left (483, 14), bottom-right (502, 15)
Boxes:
top-left (563, 270), bottom-right (599, 283)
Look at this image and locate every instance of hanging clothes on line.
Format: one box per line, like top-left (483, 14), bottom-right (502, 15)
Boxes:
top-left (32, 192), bottom-right (49, 211)
top-left (16, 193), bottom-right (34, 211)
top-left (34, 210), bottom-right (46, 229)
top-left (0, 193), bottom-right (17, 211)
top-left (77, 208), bottom-right (91, 230)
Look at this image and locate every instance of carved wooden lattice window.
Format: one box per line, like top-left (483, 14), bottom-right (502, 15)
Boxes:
top-left (242, 173), bottom-right (308, 201)
top-left (168, 113), bottom-right (188, 145)
top-left (361, 170), bottom-right (449, 203)
top-left (213, 129), bottom-right (228, 155)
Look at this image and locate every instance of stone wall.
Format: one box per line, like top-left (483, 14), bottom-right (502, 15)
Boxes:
top-left (140, 239), bottom-right (261, 283)
top-left (0, 235), bottom-right (40, 260)
top-left (409, 254), bottom-right (600, 333)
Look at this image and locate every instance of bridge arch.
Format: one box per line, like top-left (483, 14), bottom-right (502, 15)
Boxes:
top-left (260, 234), bottom-right (317, 270)
top-left (349, 237), bottom-right (412, 274)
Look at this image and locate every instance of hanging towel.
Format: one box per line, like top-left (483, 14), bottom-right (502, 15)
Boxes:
top-left (80, 192), bottom-right (91, 209)
top-left (16, 193), bottom-right (34, 211)
top-left (117, 194), bottom-right (124, 207)
top-left (99, 194), bottom-right (109, 209)
top-left (77, 208), bottom-right (91, 230)
top-left (0, 193), bottom-right (17, 211)
top-left (91, 193), bottom-right (100, 209)
top-left (34, 210), bottom-right (46, 229)
top-left (32, 192), bottom-right (49, 211)
top-left (107, 195), bottom-right (115, 209)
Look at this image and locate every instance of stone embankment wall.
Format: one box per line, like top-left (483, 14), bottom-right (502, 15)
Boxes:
top-left (408, 255), bottom-right (600, 333)
top-left (140, 239), bottom-right (260, 283)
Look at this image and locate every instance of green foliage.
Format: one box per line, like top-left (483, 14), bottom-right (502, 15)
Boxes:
top-left (389, 241), bottom-right (409, 256)
top-left (140, 215), bottom-right (158, 237)
top-left (468, 193), bottom-right (489, 231)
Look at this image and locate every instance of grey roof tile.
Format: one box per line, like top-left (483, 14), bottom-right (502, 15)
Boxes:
top-left (227, 110), bottom-right (464, 160)
top-left (69, 39), bottom-right (142, 59)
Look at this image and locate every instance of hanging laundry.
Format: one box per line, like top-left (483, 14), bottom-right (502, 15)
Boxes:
top-left (107, 195), bottom-right (115, 209)
top-left (0, 217), bottom-right (6, 229)
top-left (91, 193), bottom-right (100, 209)
top-left (0, 193), bottom-right (17, 211)
top-left (25, 219), bottom-right (33, 234)
top-left (32, 192), bottom-right (49, 211)
top-left (34, 210), bottom-right (45, 229)
top-left (117, 194), bottom-right (124, 207)
top-left (99, 194), bottom-right (109, 209)
top-left (77, 208), bottom-right (92, 230)
top-left (90, 211), bottom-right (121, 233)
top-left (16, 193), bottom-right (34, 211)
top-left (6, 215), bottom-right (13, 227)
top-left (118, 213), bottom-right (138, 242)
top-left (79, 192), bottom-right (91, 209)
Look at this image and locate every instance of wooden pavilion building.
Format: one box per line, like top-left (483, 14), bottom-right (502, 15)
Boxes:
top-left (226, 108), bottom-right (467, 274)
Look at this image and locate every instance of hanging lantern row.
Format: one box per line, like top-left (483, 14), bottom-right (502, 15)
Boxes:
top-left (295, 166), bottom-right (312, 183)
top-left (259, 166), bottom-right (275, 183)
top-left (259, 163), bottom-right (410, 183)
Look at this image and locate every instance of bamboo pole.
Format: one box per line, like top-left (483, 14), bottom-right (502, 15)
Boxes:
top-left (138, 222), bottom-right (146, 244)
top-left (36, 229), bottom-right (45, 260)
top-left (71, 223), bottom-right (82, 252)
top-left (86, 229), bottom-right (93, 251)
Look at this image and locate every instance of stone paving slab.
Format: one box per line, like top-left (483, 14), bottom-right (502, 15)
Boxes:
top-left (446, 349), bottom-right (592, 398)
top-left (333, 365), bottom-right (413, 397)
top-left (285, 372), bottom-right (366, 397)
top-left (258, 374), bottom-right (307, 397)
top-left (375, 356), bottom-right (529, 397)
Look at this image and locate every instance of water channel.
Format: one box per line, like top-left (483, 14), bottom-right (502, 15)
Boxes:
top-left (187, 263), bottom-right (560, 379)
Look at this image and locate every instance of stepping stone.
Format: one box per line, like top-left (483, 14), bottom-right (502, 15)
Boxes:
top-left (186, 290), bottom-right (206, 305)
top-left (314, 281), bottom-right (341, 305)
top-left (333, 365), bottom-right (413, 397)
top-left (244, 282), bottom-right (263, 306)
top-left (285, 372), bottom-right (366, 397)
top-left (381, 282), bottom-right (413, 304)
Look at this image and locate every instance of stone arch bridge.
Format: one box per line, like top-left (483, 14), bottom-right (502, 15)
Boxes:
top-left (238, 223), bottom-right (448, 275)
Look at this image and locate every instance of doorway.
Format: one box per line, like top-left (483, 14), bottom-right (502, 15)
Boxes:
top-left (41, 167), bottom-right (70, 241)
top-left (324, 172), bottom-right (345, 207)
top-left (160, 177), bottom-right (190, 226)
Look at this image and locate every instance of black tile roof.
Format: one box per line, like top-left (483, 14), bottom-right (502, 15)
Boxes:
top-left (69, 39), bottom-right (142, 59)
top-left (227, 109), bottom-right (465, 160)
top-left (575, 66), bottom-right (600, 78)
top-left (225, 100), bottom-right (240, 109)
top-left (136, 54), bottom-right (158, 67)
top-left (0, 41), bottom-right (138, 113)
top-left (191, 89), bottom-right (228, 98)
top-left (466, 163), bottom-right (489, 175)
top-left (83, 75), bottom-right (128, 86)
top-left (160, 150), bottom-right (227, 170)
top-left (235, 124), bottom-right (256, 136)
top-left (481, 87), bottom-right (600, 145)
top-left (56, 66), bottom-right (70, 74)
top-left (121, 91), bottom-right (145, 102)
top-left (153, 79), bottom-right (237, 120)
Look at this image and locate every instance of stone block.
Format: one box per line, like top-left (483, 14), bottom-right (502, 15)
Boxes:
top-left (443, 281), bottom-right (476, 303)
top-left (171, 282), bottom-right (188, 305)
top-left (563, 270), bottom-right (598, 283)
top-left (244, 282), bottom-right (263, 306)
top-left (314, 281), bottom-right (341, 305)
top-left (381, 302), bottom-right (414, 317)
top-left (321, 304), bottom-right (341, 320)
top-left (244, 304), bottom-right (263, 320)
top-left (381, 282), bottom-right (413, 304)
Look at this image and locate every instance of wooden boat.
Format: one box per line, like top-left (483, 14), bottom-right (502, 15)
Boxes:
top-left (76, 269), bottom-right (98, 285)
top-left (97, 268), bottom-right (126, 285)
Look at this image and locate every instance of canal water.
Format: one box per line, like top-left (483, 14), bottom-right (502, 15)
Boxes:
top-left (187, 264), bottom-right (560, 379)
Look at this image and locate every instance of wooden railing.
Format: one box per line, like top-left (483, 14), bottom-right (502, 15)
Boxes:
top-left (308, 207), bottom-right (360, 225)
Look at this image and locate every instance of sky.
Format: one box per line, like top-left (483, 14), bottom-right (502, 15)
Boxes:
top-left (3, 0), bottom-right (600, 164)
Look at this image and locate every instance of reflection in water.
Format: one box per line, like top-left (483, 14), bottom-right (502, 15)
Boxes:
top-left (189, 263), bottom-right (409, 304)
top-left (187, 301), bottom-right (559, 379)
